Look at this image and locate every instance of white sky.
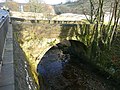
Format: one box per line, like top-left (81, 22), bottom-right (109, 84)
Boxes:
top-left (0, 0), bottom-right (77, 4)
top-left (44, 0), bottom-right (68, 4)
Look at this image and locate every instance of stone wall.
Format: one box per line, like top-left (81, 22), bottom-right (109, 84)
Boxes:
top-left (13, 22), bottom-right (38, 89)
top-left (0, 16), bottom-right (9, 61)
top-left (13, 38), bottom-right (38, 90)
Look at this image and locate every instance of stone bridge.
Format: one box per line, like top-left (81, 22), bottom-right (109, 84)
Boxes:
top-left (0, 11), bottom-right (119, 90)
top-left (0, 14), bottom-right (91, 90)
top-left (11, 16), bottom-right (110, 73)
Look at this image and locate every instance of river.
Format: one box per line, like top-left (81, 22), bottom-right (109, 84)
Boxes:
top-left (37, 46), bottom-right (118, 90)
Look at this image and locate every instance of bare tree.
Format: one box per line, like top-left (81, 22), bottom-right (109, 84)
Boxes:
top-left (5, 1), bottom-right (19, 11)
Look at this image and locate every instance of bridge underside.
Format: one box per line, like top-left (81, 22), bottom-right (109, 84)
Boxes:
top-left (36, 40), bottom-right (88, 67)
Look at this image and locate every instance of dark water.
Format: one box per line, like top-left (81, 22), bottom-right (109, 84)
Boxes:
top-left (37, 47), bottom-right (117, 90)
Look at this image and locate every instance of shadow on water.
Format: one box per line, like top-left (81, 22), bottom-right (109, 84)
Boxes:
top-left (37, 40), bottom-right (119, 90)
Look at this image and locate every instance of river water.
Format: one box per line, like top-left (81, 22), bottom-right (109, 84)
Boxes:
top-left (37, 46), bottom-right (117, 90)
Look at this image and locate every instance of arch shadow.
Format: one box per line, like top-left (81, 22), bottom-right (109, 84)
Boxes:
top-left (36, 40), bottom-right (88, 89)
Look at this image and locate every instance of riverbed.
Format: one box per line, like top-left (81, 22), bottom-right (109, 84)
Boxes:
top-left (37, 46), bottom-right (118, 90)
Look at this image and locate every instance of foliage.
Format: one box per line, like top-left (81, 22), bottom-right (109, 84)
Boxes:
top-left (79, 0), bottom-right (120, 80)
top-left (87, 0), bottom-right (120, 59)
top-left (61, 0), bottom-right (120, 79)
top-left (47, 39), bottom-right (57, 46)
top-left (58, 0), bottom-right (120, 81)
top-left (25, 0), bottom-right (53, 14)
top-left (5, 1), bottom-right (19, 11)
top-left (54, 0), bottom-right (115, 14)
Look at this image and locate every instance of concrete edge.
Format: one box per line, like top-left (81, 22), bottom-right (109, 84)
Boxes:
top-left (0, 23), bottom-right (15, 90)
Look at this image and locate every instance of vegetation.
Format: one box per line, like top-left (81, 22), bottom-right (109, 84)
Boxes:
top-left (5, 1), bottom-right (19, 11)
top-left (56, 0), bottom-right (120, 83)
top-left (78, 0), bottom-right (120, 82)
top-left (2, 0), bottom-right (54, 15)
top-left (54, 0), bottom-right (116, 14)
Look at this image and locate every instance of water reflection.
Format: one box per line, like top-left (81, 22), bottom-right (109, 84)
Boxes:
top-left (37, 46), bottom-right (116, 90)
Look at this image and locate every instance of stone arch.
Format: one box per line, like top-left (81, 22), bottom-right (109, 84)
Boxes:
top-left (36, 40), bottom-right (89, 89)
top-left (36, 40), bottom-right (88, 70)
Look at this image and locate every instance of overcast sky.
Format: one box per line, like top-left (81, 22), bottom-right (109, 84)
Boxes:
top-left (0, 0), bottom-right (77, 4)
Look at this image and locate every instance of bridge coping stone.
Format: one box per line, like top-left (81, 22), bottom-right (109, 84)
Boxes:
top-left (0, 24), bottom-right (14, 90)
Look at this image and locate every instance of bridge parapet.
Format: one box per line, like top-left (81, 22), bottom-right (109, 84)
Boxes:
top-left (0, 12), bottom-right (15, 90)
top-left (0, 13), bottom-right (38, 90)
top-left (11, 16), bottom-right (83, 24)
top-left (0, 13), bottom-right (9, 69)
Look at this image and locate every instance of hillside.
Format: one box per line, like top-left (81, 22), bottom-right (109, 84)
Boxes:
top-left (53, 0), bottom-right (115, 14)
